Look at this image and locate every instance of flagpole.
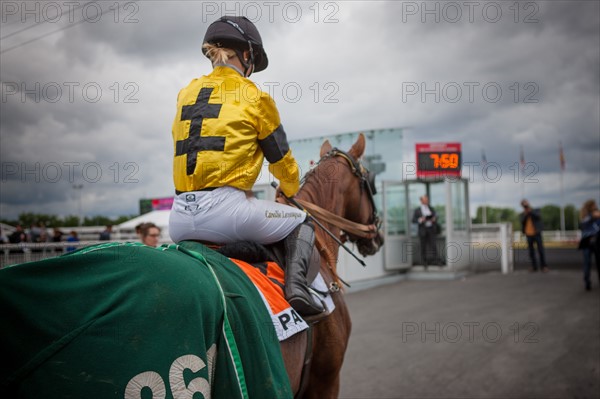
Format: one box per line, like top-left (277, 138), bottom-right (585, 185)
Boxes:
top-left (559, 141), bottom-right (565, 238)
top-left (521, 172), bottom-right (525, 200)
top-left (520, 145), bottom-right (525, 200)
top-left (560, 170), bottom-right (565, 237)
top-left (482, 180), bottom-right (487, 224)
top-left (481, 149), bottom-right (487, 224)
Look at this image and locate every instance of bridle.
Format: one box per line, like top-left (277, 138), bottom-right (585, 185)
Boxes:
top-left (302, 148), bottom-right (382, 244)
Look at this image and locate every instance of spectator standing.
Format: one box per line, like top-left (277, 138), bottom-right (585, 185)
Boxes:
top-left (9, 225), bottom-right (27, 244)
top-left (412, 195), bottom-right (440, 267)
top-left (28, 223), bottom-right (41, 243)
top-left (578, 199), bottom-right (600, 291)
top-left (519, 199), bottom-right (549, 272)
top-left (140, 223), bottom-right (161, 248)
top-left (99, 225), bottom-right (112, 241)
top-left (66, 231), bottom-right (79, 253)
top-left (38, 223), bottom-right (48, 243)
top-left (52, 228), bottom-right (64, 253)
top-left (52, 228), bottom-right (64, 242)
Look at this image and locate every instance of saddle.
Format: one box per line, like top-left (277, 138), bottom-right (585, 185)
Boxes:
top-left (211, 240), bottom-right (333, 324)
top-left (214, 241), bottom-right (320, 285)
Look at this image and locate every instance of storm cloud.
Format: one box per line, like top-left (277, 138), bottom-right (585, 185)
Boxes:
top-left (1, 0), bottom-right (598, 220)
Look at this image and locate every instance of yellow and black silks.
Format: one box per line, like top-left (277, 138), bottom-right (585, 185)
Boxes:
top-left (172, 66), bottom-right (299, 197)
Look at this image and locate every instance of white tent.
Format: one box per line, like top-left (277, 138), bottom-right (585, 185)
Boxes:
top-left (0, 222), bottom-right (15, 233)
top-left (0, 222), bottom-right (15, 242)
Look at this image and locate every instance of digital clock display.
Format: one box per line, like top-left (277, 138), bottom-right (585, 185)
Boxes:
top-left (417, 152), bottom-right (461, 171)
top-left (416, 142), bottom-right (462, 178)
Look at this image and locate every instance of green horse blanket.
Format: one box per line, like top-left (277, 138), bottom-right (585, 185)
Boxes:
top-left (0, 241), bottom-right (292, 399)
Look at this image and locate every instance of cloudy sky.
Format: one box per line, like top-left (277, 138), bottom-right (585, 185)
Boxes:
top-left (1, 0), bottom-right (599, 222)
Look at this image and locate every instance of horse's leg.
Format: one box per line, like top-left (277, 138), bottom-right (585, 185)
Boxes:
top-left (280, 329), bottom-right (308, 394)
top-left (304, 292), bottom-right (352, 399)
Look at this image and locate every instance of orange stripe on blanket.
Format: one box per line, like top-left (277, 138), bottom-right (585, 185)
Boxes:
top-left (229, 259), bottom-right (290, 314)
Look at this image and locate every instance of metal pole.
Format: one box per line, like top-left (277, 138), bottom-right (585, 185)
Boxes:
top-left (482, 180), bottom-right (487, 224)
top-left (500, 223), bottom-right (509, 274)
top-left (560, 170), bottom-right (565, 239)
top-left (73, 184), bottom-right (83, 226)
top-left (520, 171), bottom-right (525, 202)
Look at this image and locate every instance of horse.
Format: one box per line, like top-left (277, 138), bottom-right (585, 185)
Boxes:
top-left (0, 134), bottom-right (383, 399)
top-left (280, 133), bottom-right (384, 398)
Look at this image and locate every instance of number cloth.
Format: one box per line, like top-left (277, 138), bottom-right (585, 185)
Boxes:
top-left (0, 241), bottom-right (292, 399)
top-left (229, 258), bottom-right (309, 341)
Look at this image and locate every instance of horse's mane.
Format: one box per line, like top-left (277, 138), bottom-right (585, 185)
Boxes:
top-left (296, 151), bottom-right (341, 211)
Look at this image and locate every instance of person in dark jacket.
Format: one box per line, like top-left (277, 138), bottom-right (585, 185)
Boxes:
top-left (412, 195), bottom-right (440, 267)
top-left (8, 225), bottom-right (27, 244)
top-left (519, 199), bottom-right (548, 272)
top-left (578, 199), bottom-right (600, 291)
top-left (99, 225), bottom-right (112, 241)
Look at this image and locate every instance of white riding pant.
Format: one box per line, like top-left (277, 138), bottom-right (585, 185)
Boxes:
top-left (169, 186), bottom-right (306, 245)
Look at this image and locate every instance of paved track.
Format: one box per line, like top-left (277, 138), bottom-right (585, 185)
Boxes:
top-left (339, 268), bottom-right (600, 398)
top-left (513, 247), bottom-right (584, 270)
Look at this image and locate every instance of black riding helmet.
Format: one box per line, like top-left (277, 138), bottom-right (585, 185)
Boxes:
top-left (202, 16), bottom-right (268, 74)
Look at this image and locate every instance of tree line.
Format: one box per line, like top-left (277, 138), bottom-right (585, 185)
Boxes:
top-left (0, 204), bottom-right (583, 231)
top-left (472, 204), bottom-right (581, 231)
top-left (0, 213), bottom-right (137, 228)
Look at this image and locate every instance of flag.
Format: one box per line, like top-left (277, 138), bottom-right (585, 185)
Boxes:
top-left (519, 145), bottom-right (525, 171)
top-left (559, 142), bottom-right (566, 171)
top-left (481, 149), bottom-right (487, 167)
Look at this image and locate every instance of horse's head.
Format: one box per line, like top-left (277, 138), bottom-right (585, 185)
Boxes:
top-left (318, 134), bottom-right (384, 257)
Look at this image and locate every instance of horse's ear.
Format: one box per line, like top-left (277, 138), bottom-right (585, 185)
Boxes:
top-left (320, 139), bottom-right (332, 157)
top-left (349, 133), bottom-right (366, 159)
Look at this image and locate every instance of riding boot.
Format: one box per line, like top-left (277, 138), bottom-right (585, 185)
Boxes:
top-left (284, 222), bottom-right (324, 316)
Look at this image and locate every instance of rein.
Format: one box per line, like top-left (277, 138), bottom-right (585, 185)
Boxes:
top-left (279, 147), bottom-right (382, 287)
top-left (295, 199), bottom-right (378, 239)
top-left (299, 147), bottom-right (381, 238)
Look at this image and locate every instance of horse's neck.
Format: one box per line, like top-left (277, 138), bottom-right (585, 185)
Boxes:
top-left (297, 178), bottom-right (344, 263)
top-left (297, 179), bottom-right (345, 227)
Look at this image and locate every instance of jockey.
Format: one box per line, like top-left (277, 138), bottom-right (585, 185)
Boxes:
top-left (169, 16), bottom-right (324, 316)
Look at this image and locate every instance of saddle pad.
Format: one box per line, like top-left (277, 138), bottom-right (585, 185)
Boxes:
top-left (229, 259), bottom-right (309, 341)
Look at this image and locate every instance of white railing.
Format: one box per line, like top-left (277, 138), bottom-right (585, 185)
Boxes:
top-left (471, 223), bottom-right (513, 274)
top-left (513, 230), bottom-right (581, 243)
top-left (0, 240), bottom-right (171, 269)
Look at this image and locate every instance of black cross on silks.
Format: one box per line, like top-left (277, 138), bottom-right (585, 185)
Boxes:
top-left (176, 87), bottom-right (225, 175)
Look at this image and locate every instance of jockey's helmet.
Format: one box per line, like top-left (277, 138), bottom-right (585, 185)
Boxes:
top-left (202, 16), bottom-right (268, 73)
